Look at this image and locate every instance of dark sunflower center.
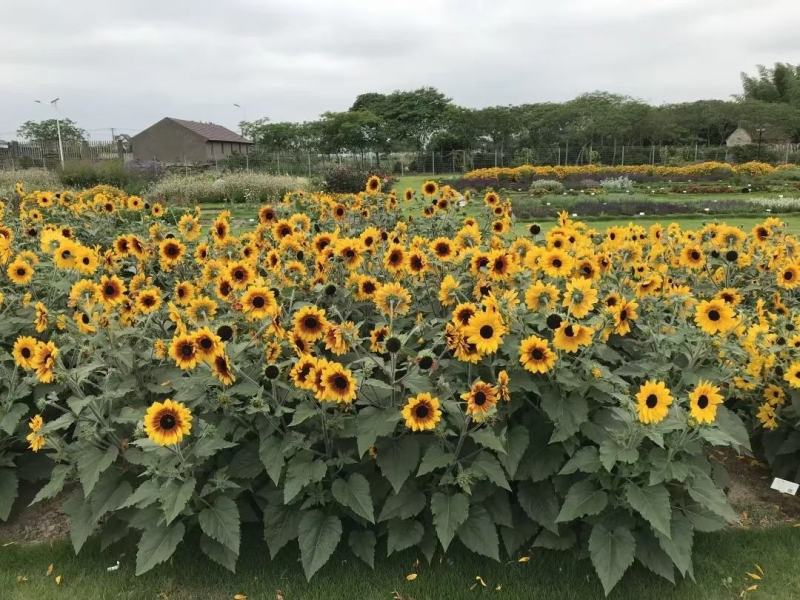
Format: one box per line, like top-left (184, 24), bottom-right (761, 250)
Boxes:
top-left (708, 310), bottom-right (720, 321)
top-left (690, 251), bottom-right (700, 260)
top-left (142, 296), bottom-right (155, 306)
top-left (494, 258), bottom-right (506, 271)
top-left (345, 249), bottom-right (355, 259)
top-left (333, 375), bottom-right (348, 390)
top-left (479, 325), bottom-right (494, 339)
top-left (233, 269), bottom-right (245, 281)
top-left (552, 258), bottom-right (562, 268)
top-left (697, 394), bottom-right (709, 409)
top-left (16, 267), bottom-right (26, 276)
top-left (363, 282), bottom-right (376, 294)
top-left (620, 310), bottom-right (628, 321)
top-left (436, 243), bottom-right (449, 255)
top-left (199, 337), bottom-right (213, 350)
top-left (304, 316), bottom-right (319, 330)
top-left (564, 325), bottom-right (575, 337)
top-left (159, 413), bottom-right (177, 430)
top-left (531, 348), bottom-right (544, 360)
top-left (104, 284), bottom-right (116, 296)
top-left (180, 343), bottom-right (194, 358)
top-left (21, 347), bottom-right (31, 358)
top-left (784, 270), bottom-right (794, 281)
top-left (165, 244), bottom-right (179, 258)
top-left (414, 404), bottom-right (430, 419)
top-left (252, 295), bottom-right (265, 308)
top-left (81, 313), bottom-right (90, 324)
top-left (474, 391), bottom-right (487, 406)
top-left (646, 394), bottom-right (658, 409)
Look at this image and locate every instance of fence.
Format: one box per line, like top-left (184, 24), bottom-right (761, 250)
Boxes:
top-left (0, 140), bottom-right (131, 170)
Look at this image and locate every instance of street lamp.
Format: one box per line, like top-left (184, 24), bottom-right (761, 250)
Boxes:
top-left (232, 103), bottom-right (249, 171)
top-left (755, 127), bottom-right (766, 162)
top-left (34, 97), bottom-right (64, 167)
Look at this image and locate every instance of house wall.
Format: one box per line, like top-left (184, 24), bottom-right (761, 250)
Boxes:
top-left (131, 119), bottom-right (208, 163)
top-left (206, 141), bottom-right (251, 161)
top-left (726, 128), bottom-right (752, 148)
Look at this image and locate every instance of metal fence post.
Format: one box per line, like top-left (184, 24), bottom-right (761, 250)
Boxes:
top-left (431, 151), bottom-right (435, 175)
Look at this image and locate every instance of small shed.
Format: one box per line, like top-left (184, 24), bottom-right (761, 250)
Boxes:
top-left (131, 118), bottom-right (253, 164)
top-left (725, 127), bottom-right (752, 147)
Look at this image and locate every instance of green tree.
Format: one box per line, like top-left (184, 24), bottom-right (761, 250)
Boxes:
top-left (17, 118), bottom-right (86, 143)
top-left (741, 63), bottom-right (800, 106)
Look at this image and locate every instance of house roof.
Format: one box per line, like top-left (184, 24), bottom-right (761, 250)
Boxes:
top-left (167, 118), bottom-right (253, 144)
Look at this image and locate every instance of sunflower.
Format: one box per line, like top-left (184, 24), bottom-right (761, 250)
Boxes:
top-left (422, 180), bottom-right (438, 196)
top-left (374, 282), bottom-right (412, 317)
top-left (365, 175), bottom-right (381, 194)
top-left (609, 298), bottom-right (639, 336)
top-left (7, 258), bottom-right (33, 285)
top-left (402, 393), bottom-right (442, 431)
top-left (369, 325), bottom-right (390, 353)
top-left (688, 381), bottom-right (723, 424)
top-left (524, 281), bottom-right (560, 311)
top-left (241, 286), bottom-right (279, 321)
top-left (26, 414), bottom-right (45, 452)
top-left (74, 310), bottom-right (96, 334)
top-left (383, 244), bottom-right (407, 274)
top-left (317, 362), bottom-right (358, 404)
top-left (784, 361), bottom-right (800, 389)
top-left (461, 381), bottom-right (499, 416)
top-left (293, 306), bottom-right (328, 342)
top-left (354, 275), bottom-right (380, 301)
top-left (694, 299), bottom-right (736, 335)
top-left (429, 237), bottom-right (455, 261)
top-left (563, 277), bottom-right (598, 318)
top-left (144, 399), bottom-right (192, 446)
top-left (438, 275), bottom-right (460, 307)
top-left (159, 238), bottom-right (186, 268)
top-left (187, 296), bottom-right (218, 324)
top-left (540, 248), bottom-right (573, 278)
top-left (99, 275), bottom-right (126, 307)
top-left (135, 287), bottom-right (162, 314)
top-left (679, 244), bottom-right (706, 270)
top-left (635, 380), bottom-right (673, 424)
top-left (553, 322), bottom-right (593, 353)
top-left (169, 334), bottom-right (198, 370)
top-left (463, 310), bottom-right (507, 355)
top-left (519, 335), bottom-right (557, 374)
top-left (404, 188), bottom-right (414, 201)
top-left (178, 214), bottom-right (202, 241)
top-left (193, 327), bottom-right (224, 362)
top-left (763, 384), bottom-right (786, 406)
top-left (33, 341), bottom-right (58, 384)
top-left (290, 354), bottom-right (320, 391)
top-left (777, 263), bottom-right (800, 290)
top-left (13, 336), bottom-right (39, 370)
top-left (211, 354), bottom-right (236, 386)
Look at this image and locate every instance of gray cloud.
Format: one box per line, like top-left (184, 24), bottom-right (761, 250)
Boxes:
top-left (1, 0), bottom-right (797, 139)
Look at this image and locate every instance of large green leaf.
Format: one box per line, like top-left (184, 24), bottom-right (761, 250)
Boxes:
top-left (559, 447), bottom-right (601, 475)
top-left (387, 519), bottom-right (424, 555)
top-left (30, 464), bottom-right (71, 505)
top-left (118, 479), bottom-right (161, 510)
top-left (200, 534), bottom-right (238, 573)
top-left (331, 473), bottom-right (374, 523)
top-left (589, 523), bottom-right (636, 596)
top-left (470, 451), bottom-right (510, 490)
top-left (430, 491), bottom-right (469, 551)
top-left (135, 521), bottom-right (186, 575)
top-left (470, 428), bottom-right (506, 454)
top-left (376, 436), bottom-right (420, 494)
top-left (263, 504), bottom-right (301, 559)
top-left (284, 451), bottom-right (327, 503)
top-left (0, 469), bottom-right (18, 521)
top-left (379, 483), bottom-right (426, 522)
top-left (297, 510), bottom-right (342, 580)
top-left (348, 529), bottom-right (376, 568)
top-left (686, 474), bottom-right (737, 523)
top-left (357, 407), bottom-right (400, 457)
top-left (635, 529), bottom-right (675, 583)
top-left (77, 445), bottom-right (118, 496)
top-left (417, 445), bottom-right (455, 476)
top-left (656, 514), bottom-right (694, 577)
top-left (161, 478), bottom-right (195, 525)
top-left (624, 482), bottom-right (671, 537)
top-left (556, 479), bottom-right (608, 523)
top-left (500, 425), bottom-right (529, 478)
top-left (258, 434), bottom-right (284, 485)
top-left (457, 505), bottom-right (499, 561)
top-left (0, 403), bottom-right (28, 435)
top-left (541, 390), bottom-right (588, 443)
top-left (517, 480), bottom-right (559, 533)
top-left (198, 496), bottom-right (240, 555)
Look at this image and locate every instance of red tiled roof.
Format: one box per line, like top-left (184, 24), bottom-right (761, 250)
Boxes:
top-left (168, 118), bottom-right (253, 143)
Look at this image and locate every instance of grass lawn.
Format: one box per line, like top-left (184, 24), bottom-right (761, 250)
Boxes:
top-left (1, 526), bottom-right (798, 599)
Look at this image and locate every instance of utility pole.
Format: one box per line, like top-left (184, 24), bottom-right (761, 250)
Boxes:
top-left (34, 97), bottom-right (64, 167)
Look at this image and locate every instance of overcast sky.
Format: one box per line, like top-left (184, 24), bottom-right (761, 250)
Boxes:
top-left (2, 0), bottom-right (797, 140)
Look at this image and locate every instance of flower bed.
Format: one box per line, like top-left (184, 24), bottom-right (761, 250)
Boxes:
top-left (0, 181), bottom-right (796, 595)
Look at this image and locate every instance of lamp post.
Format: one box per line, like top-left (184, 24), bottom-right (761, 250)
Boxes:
top-left (755, 127), bottom-right (765, 162)
top-left (233, 103), bottom-right (249, 171)
top-left (34, 97), bottom-right (64, 167)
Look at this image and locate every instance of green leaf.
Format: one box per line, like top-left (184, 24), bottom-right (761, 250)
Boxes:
top-left (348, 529), bottom-right (376, 568)
top-left (376, 436), bottom-right (420, 494)
top-left (198, 496), bottom-right (240, 555)
top-left (655, 515), bottom-right (694, 577)
top-left (687, 474), bottom-right (737, 523)
top-left (193, 436), bottom-right (237, 459)
top-left (31, 464), bottom-right (71, 505)
top-left (417, 445), bottom-right (454, 476)
top-left (297, 510), bottom-right (342, 580)
top-left (559, 447), bottom-right (601, 475)
top-left (541, 391), bottom-right (589, 442)
top-left (470, 428), bottom-right (506, 454)
top-left (258, 434), bottom-right (284, 486)
top-left (161, 478), bottom-right (196, 525)
top-left (556, 480), bottom-right (608, 523)
top-left (331, 473), bottom-right (374, 523)
top-left (118, 479), bottom-right (161, 510)
top-left (290, 401), bottom-right (319, 427)
top-left (0, 469), bottom-right (18, 521)
top-left (357, 407), bottom-right (400, 457)
top-left (624, 483), bottom-right (671, 538)
top-left (135, 521), bottom-right (186, 575)
top-left (589, 523), bottom-right (636, 596)
top-left (77, 445), bottom-right (119, 496)
top-left (63, 489), bottom-right (94, 553)
top-left (470, 451), bottom-right (511, 491)
top-left (533, 528), bottom-right (577, 550)
top-left (0, 403), bottom-right (28, 435)
top-left (284, 451), bottom-right (327, 503)
top-left (200, 534), bottom-right (238, 572)
top-left (635, 529), bottom-right (675, 583)
top-left (518, 480), bottom-right (559, 533)
top-left (387, 519), bottom-right (424, 555)
top-left (599, 438), bottom-right (638, 472)
top-left (500, 425), bottom-right (529, 478)
top-left (379, 483), bottom-right (426, 522)
top-left (457, 505), bottom-right (499, 561)
top-left (263, 504), bottom-right (301, 559)
top-left (430, 492), bottom-right (469, 551)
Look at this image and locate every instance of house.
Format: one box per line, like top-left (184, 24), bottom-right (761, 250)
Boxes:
top-left (131, 118), bottom-right (253, 164)
top-left (725, 127), bottom-right (752, 147)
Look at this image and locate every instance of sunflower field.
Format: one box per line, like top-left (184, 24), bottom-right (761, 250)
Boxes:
top-left (0, 176), bottom-right (798, 595)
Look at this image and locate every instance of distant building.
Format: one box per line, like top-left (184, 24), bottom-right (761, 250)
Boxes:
top-left (725, 127), bottom-right (752, 147)
top-left (131, 118), bottom-right (253, 164)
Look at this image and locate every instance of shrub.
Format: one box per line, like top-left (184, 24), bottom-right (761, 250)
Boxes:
top-left (58, 160), bottom-right (152, 194)
top-left (146, 172), bottom-right (311, 204)
top-left (528, 179), bottom-right (564, 196)
top-left (3, 181), bottom-right (797, 596)
top-left (321, 165), bottom-right (395, 194)
top-left (599, 176), bottom-right (634, 192)
top-left (0, 168), bottom-right (60, 200)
